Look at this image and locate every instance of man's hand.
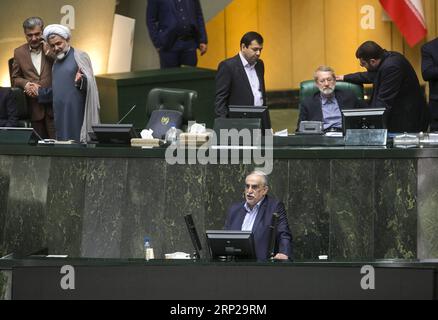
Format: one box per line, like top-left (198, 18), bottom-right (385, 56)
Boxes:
top-left (24, 82), bottom-right (40, 97)
top-left (273, 253), bottom-right (289, 261)
top-left (199, 43), bottom-right (208, 56)
top-left (75, 69), bottom-right (83, 83)
top-left (336, 75), bottom-right (344, 81)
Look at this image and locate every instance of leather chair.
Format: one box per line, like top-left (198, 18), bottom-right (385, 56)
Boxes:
top-left (145, 88), bottom-right (197, 139)
top-left (9, 88), bottom-right (31, 128)
top-left (299, 80), bottom-right (364, 104)
top-left (7, 58), bottom-right (31, 128)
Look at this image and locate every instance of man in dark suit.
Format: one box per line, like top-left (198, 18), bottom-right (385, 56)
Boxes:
top-left (215, 32), bottom-right (266, 118)
top-left (146, 0), bottom-right (208, 68)
top-left (338, 41), bottom-right (429, 133)
top-left (421, 38), bottom-right (438, 131)
top-left (298, 66), bottom-right (363, 132)
top-left (0, 87), bottom-right (18, 127)
top-left (225, 171), bottom-right (292, 261)
top-left (12, 17), bottom-right (55, 139)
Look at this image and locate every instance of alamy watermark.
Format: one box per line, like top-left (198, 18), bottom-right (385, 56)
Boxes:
top-left (165, 129), bottom-right (274, 174)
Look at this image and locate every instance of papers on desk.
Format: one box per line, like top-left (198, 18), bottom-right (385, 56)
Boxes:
top-left (274, 129), bottom-right (288, 137)
top-left (324, 132), bottom-right (343, 137)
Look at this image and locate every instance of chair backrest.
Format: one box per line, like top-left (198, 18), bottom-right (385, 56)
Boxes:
top-left (146, 88), bottom-right (197, 125)
top-left (9, 87), bottom-right (31, 127)
top-left (8, 58), bottom-right (14, 85)
top-left (299, 80), bottom-right (364, 104)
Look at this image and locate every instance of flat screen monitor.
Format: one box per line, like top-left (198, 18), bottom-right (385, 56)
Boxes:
top-left (342, 108), bottom-right (386, 135)
top-left (228, 105), bottom-right (272, 133)
top-left (91, 124), bottom-right (139, 145)
top-left (206, 230), bottom-right (256, 261)
top-left (0, 127), bottom-right (42, 145)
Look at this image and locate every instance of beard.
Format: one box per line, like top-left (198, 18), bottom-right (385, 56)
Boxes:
top-left (56, 46), bottom-right (70, 60)
top-left (319, 86), bottom-right (335, 96)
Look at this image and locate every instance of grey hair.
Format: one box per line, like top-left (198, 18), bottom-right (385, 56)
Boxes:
top-left (313, 66), bottom-right (336, 81)
top-left (248, 171), bottom-right (269, 187)
top-left (23, 17), bottom-right (44, 30)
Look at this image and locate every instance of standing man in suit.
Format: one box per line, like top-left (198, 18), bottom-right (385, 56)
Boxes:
top-left (215, 32), bottom-right (266, 118)
top-left (225, 171), bottom-right (292, 261)
top-left (298, 66), bottom-right (364, 132)
top-left (421, 38), bottom-right (438, 131)
top-left (146, 0), bottom-right (208, 68)
top-left (12, 17), bottom-right (55, 139)
top-left (0, 87), bottom-right (18, 127)
top-left (338, 41), bottom-right (429, 133)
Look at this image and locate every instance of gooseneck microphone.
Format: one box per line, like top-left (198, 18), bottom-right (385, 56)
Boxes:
top-left (268, 213), bottom-right (279, 260)
top-left (184, 214), bottom-right (202, 260)
top-left (117, 105), bottom-right (137, 124)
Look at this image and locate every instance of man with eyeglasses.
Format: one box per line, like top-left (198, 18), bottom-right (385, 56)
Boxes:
top-left (224, 171), bottom-right (292, 261)
top-left (215, 32), bottom-right (266, 118)
top-left (11, 17), bottom-right (55, 139)
top-left (297, 66), bottom-right (364, 132)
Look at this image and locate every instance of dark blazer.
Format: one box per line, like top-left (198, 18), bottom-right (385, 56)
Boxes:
top-left (12, 43), bottom-right (54, 121)
top-left (344, 51), bottom-right (429, 133)
top-left (422, 38), bottom-right (438, 100)
top-left (225, 195), bottom-right (292, 261)
top-left (146, 0), bottom-right (208, 50)
top-left (297, 88), bottom-right (363, 131)
top-left (0, 87), bottom-right (18, 127)
top-left (215, 54), bottom-right (267, 117)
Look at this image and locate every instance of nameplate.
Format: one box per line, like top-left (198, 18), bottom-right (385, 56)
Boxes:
top-left (345, 129), bottom-right (388, 146)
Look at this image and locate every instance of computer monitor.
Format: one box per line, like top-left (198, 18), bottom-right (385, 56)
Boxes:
top-left (228, 105), bottom-right (272, 133)
top-left (91, 124), bottom-right (139, 145)
top-left (206, 230), bottom-right (256, 261)
top-left (342, 108), bottom-right (386, 135)
top-left (0, 127), bottom-right (42, 145)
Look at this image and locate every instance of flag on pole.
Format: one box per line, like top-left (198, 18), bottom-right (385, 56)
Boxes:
top-left (380, 0), bottom-right (427, 47)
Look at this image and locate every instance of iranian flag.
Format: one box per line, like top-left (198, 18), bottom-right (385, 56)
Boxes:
top-left (380, 0), bottom-right (427, 47)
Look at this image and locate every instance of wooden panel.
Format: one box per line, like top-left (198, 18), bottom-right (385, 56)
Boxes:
top-left (357, 0), bottom-right (392, 61)
top-left (259, 0), bottom-right (292, 90)
top-left (225, 0), bottom-right (259, 58)
top-left (195, 0), bottom-right (436, 90)
top-left (291, 0), bottom-right (325, 88)
top-left (198, 11), bottom-right (226, 70)
top-left (325, 0), bottom-right (358, 76)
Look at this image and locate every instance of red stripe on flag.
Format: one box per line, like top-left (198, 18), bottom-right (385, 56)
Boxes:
top-left (380, 0), bottom-right (427, 47)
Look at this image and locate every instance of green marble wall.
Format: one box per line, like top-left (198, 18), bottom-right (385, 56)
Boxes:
top-left (0, 271), bottom-right (11, 300)
top-left (418, 158), bottom-right (438, 259)
top-left (0, 154), bottom-right (435, 261)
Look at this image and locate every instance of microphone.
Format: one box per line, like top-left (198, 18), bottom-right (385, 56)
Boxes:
top-left (117, 104), bottom-right (137, 124)
top-left (268, 213), bottom-right (279, 260)
top-left (184, 214), bottom-right (202, 260)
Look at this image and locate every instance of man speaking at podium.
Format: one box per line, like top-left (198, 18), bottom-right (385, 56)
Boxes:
top-left (225, 171), bottom-right (293, 261)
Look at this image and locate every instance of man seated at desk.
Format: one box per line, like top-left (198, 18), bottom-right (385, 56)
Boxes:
top-left (0, 87), bottom-right (18, 127)
top-left (225, 171), bottom-right (293, 261)
top-left (297, 66), bottom-right (363, 132)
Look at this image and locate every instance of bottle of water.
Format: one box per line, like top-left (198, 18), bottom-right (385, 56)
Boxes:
top-left (144, 237), bottom-right (154, 261)
top-left (165, 126), bottom-right (178, 145)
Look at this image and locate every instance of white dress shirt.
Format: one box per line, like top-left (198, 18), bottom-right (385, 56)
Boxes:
top-left (239, 52), bottom-right (263, 106)
top-left (30, 47), bottom-right (42, 75)
top-left (241, 198), bottom-right (265, 232)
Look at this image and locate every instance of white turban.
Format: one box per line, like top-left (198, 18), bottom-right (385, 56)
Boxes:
top-left (43, 24), bottom-right (71, 41)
